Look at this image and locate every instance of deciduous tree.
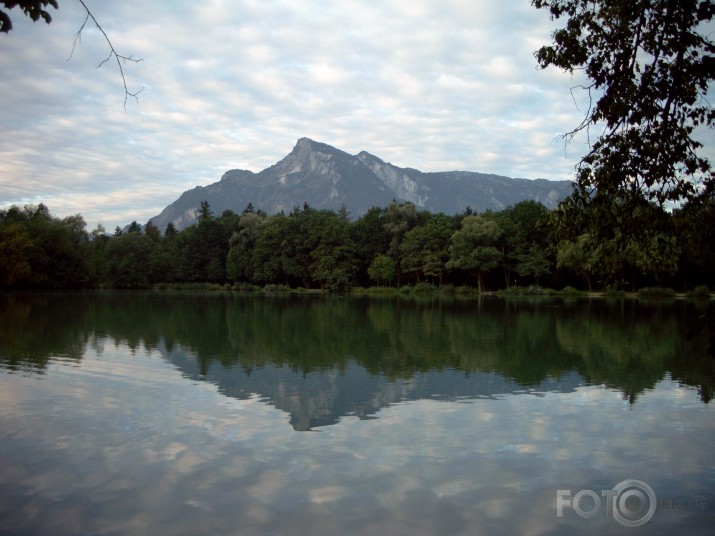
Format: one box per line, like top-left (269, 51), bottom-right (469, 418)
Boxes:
top-left (368, 255), bottom-right (396, 287)
top-left (400, 213), bottom-right (455, 287)
top-left (447, 215), bottom-right (503, 292)
top-left (383, 201), bottom-right (421, 287)
top-left (534, 0), bottom-right (714, 236)
top-left (556, 233), bottom-right (597, 290)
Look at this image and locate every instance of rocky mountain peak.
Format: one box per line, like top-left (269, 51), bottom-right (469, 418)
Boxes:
top-left (274, 137), bottom-right (361, 183)
top-left (292, 137), bottom-right (315, 155)
top-left (291, 137), bottom-right (344, 157)
top-left (147, 138), bottom-right (574, 231)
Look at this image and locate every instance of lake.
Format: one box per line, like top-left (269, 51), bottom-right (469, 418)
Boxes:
top-left (0, 292), bottom-right (713, 535)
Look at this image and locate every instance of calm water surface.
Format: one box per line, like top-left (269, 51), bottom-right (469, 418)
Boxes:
top-left (0, 292), bottom-right (713, 535)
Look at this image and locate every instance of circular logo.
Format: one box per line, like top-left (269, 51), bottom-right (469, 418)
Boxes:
top-left (611, 479), bottom-right (657, 527)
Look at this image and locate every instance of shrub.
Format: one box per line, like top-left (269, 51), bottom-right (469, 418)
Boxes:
top-left (688, 285), bottom-right (711, 300)
top-left (412, 282), bottom-right (439, 295)
top-left (559, 286), bottom-right (585, 296)
top-left (456, 285), bottom-right (478, 296)
top-left (637, 287), bottom-right (676, 300)
top-left (157, 282), bottom-right (227, 291)
top-left (603, 287), bottom-right (625, 298)
top-left (263, 283), bottom-right (291, 293)
top-left (363, 286), bottom-right (398, 295)
top-left (497, 285), bottom-right (555, 296)
top-left (440, 284), bottom-right (456, 296)
top-left (232, 282), bottom-right (261, 292)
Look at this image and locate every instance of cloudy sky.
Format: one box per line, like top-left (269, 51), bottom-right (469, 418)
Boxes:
top-left (1, 1), bottom-right (710, 231)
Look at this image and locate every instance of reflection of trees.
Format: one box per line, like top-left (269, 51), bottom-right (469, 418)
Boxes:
top-left (671, 305), bottom-right (715, 403)
top-left (444, 300), bottom-right (576, 385)
top-left (0, 293), bottom-right (712, 404)
top-left (554, 300), bottom-right (677, 403)
top-left (363, 298), bottom-right (576, 384)
top-left (0, 293), bottom-right (87, 372)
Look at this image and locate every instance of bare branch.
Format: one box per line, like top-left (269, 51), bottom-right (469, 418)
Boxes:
top-left (67, 11), bottom-right (89, 61)
top-left (567, 84), bottom-right (595, 135)
top-left (70, 0), bottom-right (143, 109)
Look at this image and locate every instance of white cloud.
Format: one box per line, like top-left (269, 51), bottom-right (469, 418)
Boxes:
top-left (2, 0), bottom-right (709, 230)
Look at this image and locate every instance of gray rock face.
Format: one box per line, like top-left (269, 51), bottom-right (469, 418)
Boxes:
top-left (148, 137), bottom-right (573, 231)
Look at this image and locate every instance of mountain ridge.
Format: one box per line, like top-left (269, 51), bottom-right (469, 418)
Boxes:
top-left (148, 137), bottom-right (573, 231)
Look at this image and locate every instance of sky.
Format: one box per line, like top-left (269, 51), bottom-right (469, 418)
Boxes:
top-left (1, 1), bottom-right (711, 231)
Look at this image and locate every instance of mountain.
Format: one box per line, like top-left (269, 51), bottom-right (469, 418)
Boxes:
top-left (148, 137), bottom-right (573, 231)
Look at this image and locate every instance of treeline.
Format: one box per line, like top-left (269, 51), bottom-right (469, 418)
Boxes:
top-left (1, 198), bottom-right (714, 291)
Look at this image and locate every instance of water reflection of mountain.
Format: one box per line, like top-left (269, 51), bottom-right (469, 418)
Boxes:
top-left (161, 341), bottom-right (586, 430)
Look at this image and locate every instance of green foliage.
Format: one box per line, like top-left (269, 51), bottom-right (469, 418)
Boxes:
top-left (0, 204), bottom-right (90, 288)
top-left (447, 214), bottom-right (502, 292)
top-left (164, 222), bottom-right (177, 239)
top-left (688, 285), bottom-right (711, 300)
top-left (626, 231), bottom-right (680, 287)
top-left (497, 285), bottom-right (556, 296)
top-left (104, 232), bottom-right (154, 288)
top-left (231, 282), bottom-right (262, 292)
top-left (535, 0), bottom-right (714, 290)
top-left (603, 287), bottom-right (625, 298)
top-left (455, 285), bottom-right (479, 296)
top-left (250, 214), bottom-right (290, 284)
top-left (400, 212), bottom-right (455, 286)
top-left (637, 287), bottom-right (677, 300)
top-left (383, 201), bottom-right (422, 286)
top-left (675, 197), bottom-right (715, 287)
top-left (552, 197), bottom-right (684, 289)
top-left (177, 205), bottom-right (231, 283)
top-left (144, 221), bottom-right (161, 242)
top-left (533, 0), bottom-right (714, 293)
top-left (198, 200), bottom-right (213, 223)
top-left (263, 283), bottom-right (291, 293)
top-left (440, 284), bottom-right (456, 295)
top-left (0, 223), bottom-right (34, 285)
top-left (306, 210), bottom-right (355, 291)
top-left (226, 212), bottom-right (266, 282)
top-left (496, 201), bottom-right (552, 287)
top-left (349, 206), bottom-right (389, 285)
top-left (557, 234), bottom-right (597, 291)
top-left (411, 282), bottom-right (439, 295)
top-left (516, 244), bottom-right (552, 283)
top-left (2, 199), bottom-right (715, 293)
top-left (368, 254), bottom-right (396, 287)
top-left (559, 286), bottom-right (585, 296)
top-left (156, 282), bottom-right (228, 291)
top-left (362, 286), bottom-right (400, 295)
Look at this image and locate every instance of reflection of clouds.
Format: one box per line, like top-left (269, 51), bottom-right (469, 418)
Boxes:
top-left (1, 341), bottom-right (713, 535)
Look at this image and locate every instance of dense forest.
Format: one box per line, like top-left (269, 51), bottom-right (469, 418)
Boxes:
top-left (1, 197), bottom-right (714, 292)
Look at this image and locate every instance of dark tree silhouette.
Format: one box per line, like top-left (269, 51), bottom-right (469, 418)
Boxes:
top-left (533, 0), bottom-right (714, 229)
top-left (0, 1), bottom-right (57, 33)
